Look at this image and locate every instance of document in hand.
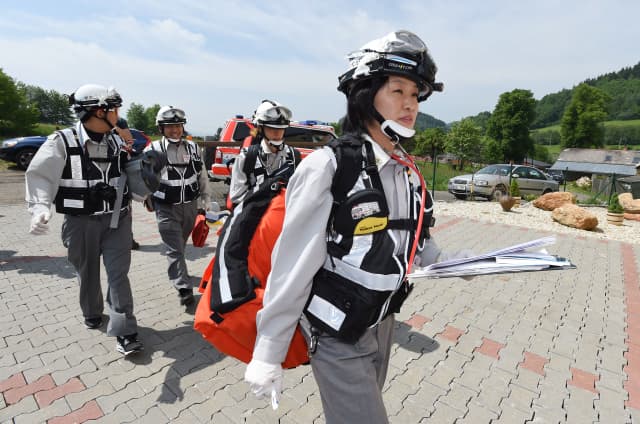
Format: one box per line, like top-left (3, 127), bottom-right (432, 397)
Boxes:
top-left (409, 236), bottom-right (575, 278)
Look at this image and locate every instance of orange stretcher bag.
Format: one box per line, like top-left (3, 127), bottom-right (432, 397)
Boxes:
top-left (193, 190), bottom-right (309, 368)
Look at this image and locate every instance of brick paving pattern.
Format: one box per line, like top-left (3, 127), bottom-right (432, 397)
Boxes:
top-left (1, 192), bottom-right (640, 423)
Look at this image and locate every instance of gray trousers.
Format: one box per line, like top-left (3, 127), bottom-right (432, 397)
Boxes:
top-left (154, 201), bottom-right (198, 291)
top-left (310, 315), bottom-right (395, 424)
top-left (61, 210), bottom-right (137, 337)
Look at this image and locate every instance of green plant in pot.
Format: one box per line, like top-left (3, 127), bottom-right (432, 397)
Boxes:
top-left (607, 193), bottom-right (624, 226)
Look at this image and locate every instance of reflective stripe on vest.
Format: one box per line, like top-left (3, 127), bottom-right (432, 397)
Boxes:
top-left (151, 138), bottom-right (201, 204)
top-left (54, 126), bottom-right (127, 215)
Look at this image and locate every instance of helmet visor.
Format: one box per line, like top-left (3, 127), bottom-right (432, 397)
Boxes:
top-left (158, 108), bottom-right (186, 123)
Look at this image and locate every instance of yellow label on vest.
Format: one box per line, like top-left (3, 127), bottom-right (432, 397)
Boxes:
top-left (354, 217), bottom-right (388, 235)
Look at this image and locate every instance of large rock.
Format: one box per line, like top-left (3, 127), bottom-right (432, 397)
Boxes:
top-left (618, 193), bottom-right (640, 214)
top-left (551, 204), bottom-right (598, 230)
top-left (533, 192), bottom-right (577, 211)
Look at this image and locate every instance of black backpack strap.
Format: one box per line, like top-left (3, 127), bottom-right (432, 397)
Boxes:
top-left (328, 135), bottom-right (365, 204)
top-left (242, 144), bottom-right (260, 180)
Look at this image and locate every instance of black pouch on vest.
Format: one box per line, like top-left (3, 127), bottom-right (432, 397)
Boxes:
top-left (331, 188), bottom-right (389, 236)
top-left (303, 268), bottom-right (390, 344)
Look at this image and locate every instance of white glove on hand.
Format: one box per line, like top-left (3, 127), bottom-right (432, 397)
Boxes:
top-left (29, 205), bottom-right (51, 235)
top-left (244, 359), bottom-right (283, 410)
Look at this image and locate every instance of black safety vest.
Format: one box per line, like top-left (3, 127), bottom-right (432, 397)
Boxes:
top-left (54, 126), bottom-right (129, 216)
top-left (304, 134), bottom-right (433, 343)
top-left (241, 142), bottom-right (300, 194)
top-left (150, 138), bottom-right (203, 204)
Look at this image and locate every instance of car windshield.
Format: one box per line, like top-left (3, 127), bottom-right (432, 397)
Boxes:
top-left (476, 165), bottom-right (511, 176)
top-left (284, 127), bottom-right (336, 143)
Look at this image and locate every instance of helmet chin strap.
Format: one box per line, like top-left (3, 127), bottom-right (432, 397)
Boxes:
top-left (261, 128), bottom-right (285, 151)
top-left (374, 109), bottom-right (416, 144)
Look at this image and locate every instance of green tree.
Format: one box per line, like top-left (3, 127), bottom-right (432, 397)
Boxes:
top-left (126, 103), bottom-right (149, 131)
top-left (145, 104), bottom-right (161, 135)
top-left (413, 127), bottom-right (446, 158)
top-left (444, 118), bottom-right (482, 170)
top-left (560, 83), bottom-right (610, 148)
top-left (0, 69), bottom-right (39, 136)
top-left (486, 89), bottom-right (536, 163)
top-left (21, 84), bottom-right (74, 125)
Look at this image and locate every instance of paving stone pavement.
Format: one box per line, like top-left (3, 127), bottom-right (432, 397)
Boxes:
top-left (1, 196), bottom-right (640, 423)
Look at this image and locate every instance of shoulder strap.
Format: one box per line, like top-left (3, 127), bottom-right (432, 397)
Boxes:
top-left (328, 135), bottom-right (365, 203)
top-left (242, 144), bottom-right (261, 178)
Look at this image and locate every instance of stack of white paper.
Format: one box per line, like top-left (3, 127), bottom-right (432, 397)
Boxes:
top-left (409, 236), bottom-right (575, 279)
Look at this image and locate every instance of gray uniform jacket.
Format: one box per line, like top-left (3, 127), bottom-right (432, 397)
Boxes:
top-left (229, 140), bottom-right (293, 205)
top-left (25, 123), bottom-right (124, 213)
top-left (253, 135), bottom-right (443, 364)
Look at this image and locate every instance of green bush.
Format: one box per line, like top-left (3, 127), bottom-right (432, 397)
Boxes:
top-left (608, 193), bottom-right (624, 213)
top-left (510, 178), bottom-right (521, 197)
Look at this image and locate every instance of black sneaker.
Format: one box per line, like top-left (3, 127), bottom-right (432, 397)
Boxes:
top-left (84, 317), bottom-right (103, 329)
top-left (132, 239), bottom-right (140, 250)
top-left (178, 288), bottom-right (194, 306)
top-left (116, 334), bottom-right (143, 356)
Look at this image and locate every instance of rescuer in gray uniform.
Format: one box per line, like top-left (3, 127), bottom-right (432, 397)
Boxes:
top-left (146, 106), bottom-right (210, 307)
top-left (25, 84), bottom-right (143, 356)
top-left (244, 31), bottom-right (472, 422)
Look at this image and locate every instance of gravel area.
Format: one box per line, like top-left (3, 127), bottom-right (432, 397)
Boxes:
top-left (434, 199), bottom-right (640, 244)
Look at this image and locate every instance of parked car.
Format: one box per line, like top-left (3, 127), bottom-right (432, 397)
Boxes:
top-left (448, 164), bottom-right (559, 200)
top-left (0, 135), bottom-right (47, 170)
top-left (0, 129), bottom-right (151, 170)
top-left (545, 169), bottom-right (565, 185)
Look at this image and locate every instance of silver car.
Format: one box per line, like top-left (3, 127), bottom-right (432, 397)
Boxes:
top-left (448, 164), bottom-right (559, 200)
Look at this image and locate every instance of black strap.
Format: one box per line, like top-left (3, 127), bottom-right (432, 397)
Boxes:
top-left (242, 144), bottom-right (260, 179)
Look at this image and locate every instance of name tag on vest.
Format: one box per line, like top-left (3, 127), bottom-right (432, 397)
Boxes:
top-left (64, 199), bottom-right (84, 209)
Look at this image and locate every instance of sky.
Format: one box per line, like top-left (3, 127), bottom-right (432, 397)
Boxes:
top-left (1, 0), bottom-right (639, 136)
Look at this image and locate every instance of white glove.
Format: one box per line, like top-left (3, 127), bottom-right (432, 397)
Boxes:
top-left (29, 205), bottom-right (51, 235)
top-left (244, 359), bottom-right (283, 410)
top-left (438, 249), bottom-right (476, 262)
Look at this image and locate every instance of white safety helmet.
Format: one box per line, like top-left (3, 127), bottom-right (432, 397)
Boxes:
top-left (156, 106), bottom-right (187, 126)
top-left (252, 100), bottom-right (292, 129)
top-left (69, 84), bottom-right (122, 121)
top-left (337, 30), bottom-right (443, 102)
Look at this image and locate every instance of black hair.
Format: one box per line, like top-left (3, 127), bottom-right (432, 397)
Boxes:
top-left (341, 76), bottom-right (387, 135)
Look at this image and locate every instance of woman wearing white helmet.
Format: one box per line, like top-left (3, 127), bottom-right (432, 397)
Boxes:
top-left (25, 83), bottom-right (143, 355)
top-left (244, 31), bottom-right (466, 422)
top-left (228, 100), bottom-right (300, 206)
top-left (145, 106), bottom-right (210, 307)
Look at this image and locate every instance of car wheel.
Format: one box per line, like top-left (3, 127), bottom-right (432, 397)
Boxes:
top-left (16, 148), bottom-right (37, 170)
top-left (491, 185), bottom-right (507, 201)
top-left (542, 188), bottom-right (553, 194)
top-left (454, 194), bottom-right (467, 200)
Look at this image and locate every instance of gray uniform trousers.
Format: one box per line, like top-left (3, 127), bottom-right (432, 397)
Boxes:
top-left (61, 209), bottom-right (138, 337)
top-left (309, 315), bottom-right (395, 424)
top-left (154, 201), bottom-right (198, 291)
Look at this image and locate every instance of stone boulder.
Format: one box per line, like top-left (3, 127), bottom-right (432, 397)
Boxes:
top-left (551, 204), bottom-right (598, 230)
top-left (618, 193), bottom-right (640, 214)
top-left (533, 192), bottom-right (577, 211)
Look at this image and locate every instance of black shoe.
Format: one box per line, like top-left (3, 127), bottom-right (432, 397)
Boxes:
top-left (132, 239), bottom-right (140, 250)
top-left (178, 288), bottom-right (194, 306)
top-left (116, 334), bottom-right (144, 356)
top-left (84, 317), bottom-right (103, 329)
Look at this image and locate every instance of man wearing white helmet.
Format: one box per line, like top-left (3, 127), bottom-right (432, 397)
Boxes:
top-left (145, 106), bottom-right (209, 307)
top-left (244, 31), bottom-right (472, 422)
top-left (25, 83), bottom-right (143, 356)
top-left (228, 100), bottom-right (300, 206)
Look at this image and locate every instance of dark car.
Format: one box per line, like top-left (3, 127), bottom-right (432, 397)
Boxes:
top-left (0, 129), bottom-right (151, 170)
top-left (546, 169), bottom-right (565, 185)
top-left (0, 135), bottom-right (47, 170)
